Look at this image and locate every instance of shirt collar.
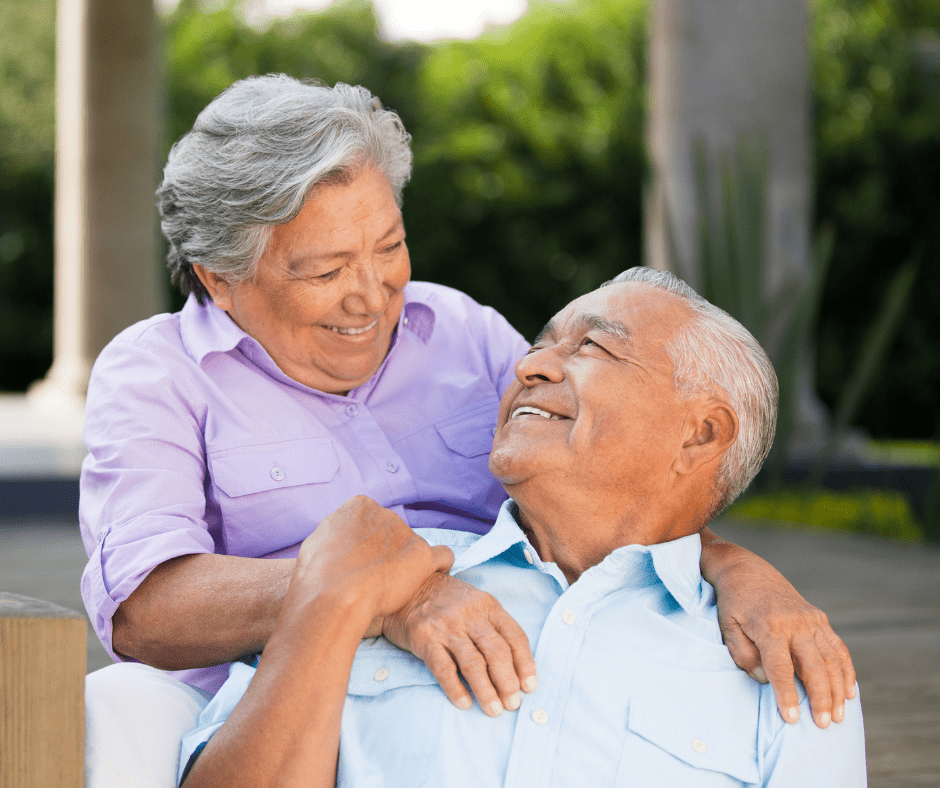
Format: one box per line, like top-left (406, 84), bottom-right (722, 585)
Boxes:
top-left (179, 284), bottom-right (438, 367)
top-left (454, 499), bottom-right (707, 616)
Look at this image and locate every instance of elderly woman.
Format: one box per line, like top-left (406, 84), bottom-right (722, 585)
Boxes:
top-left (80, 75), bottom-right (854, 786)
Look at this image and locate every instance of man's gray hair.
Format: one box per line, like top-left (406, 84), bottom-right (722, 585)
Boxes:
top-left (157, 74), bottom-right (413, 302)
top-left (605, 267), bottom-right (778, 515)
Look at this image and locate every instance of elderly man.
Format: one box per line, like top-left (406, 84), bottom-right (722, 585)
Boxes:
top-left (178, 268), bottom-right (866, 787)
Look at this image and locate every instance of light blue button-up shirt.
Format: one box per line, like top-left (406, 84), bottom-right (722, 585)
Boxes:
top-left (180, 501), bottom-right (867, 787)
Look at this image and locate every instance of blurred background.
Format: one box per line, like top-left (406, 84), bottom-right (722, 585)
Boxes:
top-left (1, 2), bottom-right (938, 783)
top-left (1, 0), bottom-right (938, 539)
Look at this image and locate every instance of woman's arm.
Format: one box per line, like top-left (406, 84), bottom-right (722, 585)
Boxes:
top-left (112, 553), bottom-right (293, 669)
top-left (700, 526), bottom-right (856, 729)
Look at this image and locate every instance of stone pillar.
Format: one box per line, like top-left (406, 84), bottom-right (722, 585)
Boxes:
top-left (646, 0), bottom-right (827, 452)
top-left (30, 0), bottom-right (162, 412)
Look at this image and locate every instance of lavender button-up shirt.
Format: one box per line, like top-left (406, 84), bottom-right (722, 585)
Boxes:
top-left (79, 281), bottom-right (529, 692)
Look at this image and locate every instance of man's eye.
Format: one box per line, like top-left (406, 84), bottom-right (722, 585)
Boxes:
top-left (581, 337), bottom-right (609, 353)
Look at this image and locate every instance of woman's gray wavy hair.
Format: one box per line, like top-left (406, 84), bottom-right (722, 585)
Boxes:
top-left (157, 74), bottom-right (413, 303)
top-left (604, 267), bottom-right (778, 516)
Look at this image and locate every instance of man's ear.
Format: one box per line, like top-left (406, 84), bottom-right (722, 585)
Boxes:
top-left (192, 264), bottom-right (234, 311)
top-left (674, 399), bottom-right (738, 476)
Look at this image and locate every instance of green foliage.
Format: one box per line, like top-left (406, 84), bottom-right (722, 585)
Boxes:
top-left (0, 0), bottom-right (55, 390)
top-left (0, 0), bottom-right (936, 453)
top-left (727, 487), bottom-right (925, 542)
top-left (811, 0), bottom-right (940, 439)
top-left (395, 0), bottom-right (648, 340)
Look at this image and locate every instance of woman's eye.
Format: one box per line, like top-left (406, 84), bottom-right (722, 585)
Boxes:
top-left (381, 241), bottom-right (403, 254)
top-left (316, 268), bottom-right (342, 281)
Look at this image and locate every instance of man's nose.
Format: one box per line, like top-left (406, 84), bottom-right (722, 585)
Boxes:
top-left (514, 346), bottom-right (565, 386)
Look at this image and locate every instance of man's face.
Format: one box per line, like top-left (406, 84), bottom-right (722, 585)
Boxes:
top-left (489, 283), bottom-right (695, 536)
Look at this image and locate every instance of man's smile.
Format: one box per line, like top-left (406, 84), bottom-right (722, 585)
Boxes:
top-left (510, 405), bottom-right (569, 421)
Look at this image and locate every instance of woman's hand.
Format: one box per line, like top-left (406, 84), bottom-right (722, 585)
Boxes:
top-left (381, 573), bottom-right (537, 717)
top-left (700, 527), bottom-right (856, 729)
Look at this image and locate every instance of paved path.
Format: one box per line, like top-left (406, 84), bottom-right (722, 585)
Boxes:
top-left (2, 516), bottom-right (938, 787)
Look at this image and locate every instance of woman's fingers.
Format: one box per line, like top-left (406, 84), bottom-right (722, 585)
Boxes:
top-left (382, 573), bottom-right (536, 715)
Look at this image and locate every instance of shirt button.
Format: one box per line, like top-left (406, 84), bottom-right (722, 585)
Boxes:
top-left (386, 461), bottom-right (399, 473)
top-left (403, 317), bottom-right (409, 326)
top-left (270, 467), bottom-right (285, 481)
top-left (523, 549), bottom-right (534, 565)
top-left (374, 668), bottom-right (389, 682)
top-left (561, 609), bottom-right (576, 625)
top-left (491, 426), bottom-right (497, 436)
top-left (691, 739), bottom-right (707, 753)
top-left (345, 404), bottom-right (359, 417)
top-left (531, 709), bottom-right (548, 725)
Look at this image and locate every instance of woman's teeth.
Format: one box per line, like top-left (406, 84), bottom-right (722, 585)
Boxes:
top-left (511, 406), bottom-right (562, 420)
top-left (327, 319), bottom-right (379, 335)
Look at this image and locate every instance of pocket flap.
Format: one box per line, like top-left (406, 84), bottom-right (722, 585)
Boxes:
top-left (435, 401), bottom-right (499, 458)
top-left (209, 437), bottom-right (339, 497)
top-left (347, 640), bottom-right (439, 697)
top-left (628, 697), bottom-right (760, 783)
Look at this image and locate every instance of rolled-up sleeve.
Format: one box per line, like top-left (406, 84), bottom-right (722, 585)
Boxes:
top-left (80, 322), bottom-right (216, 661)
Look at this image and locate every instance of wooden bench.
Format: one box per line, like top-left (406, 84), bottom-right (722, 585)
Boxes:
top-left (0, 592), bottom-right (86, 787)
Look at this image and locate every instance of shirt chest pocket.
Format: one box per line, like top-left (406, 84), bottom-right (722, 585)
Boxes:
top-left (434, 401), bottom-right (499, 458)
top-left (208, 436), bottom-right (346, 556)
top-left (614, 698), bottom-right (760, 787)
top-left (339, 644), bottom-right (445, 788)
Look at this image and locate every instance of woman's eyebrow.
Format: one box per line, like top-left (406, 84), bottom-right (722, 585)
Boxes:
top-left (287, 220), bottom-right (405, 271)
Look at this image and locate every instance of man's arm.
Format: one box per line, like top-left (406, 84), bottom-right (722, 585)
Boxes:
top-left (181, 496), bottom-right (454, 788)
top-left (700, 526), bottom-right (857, 729)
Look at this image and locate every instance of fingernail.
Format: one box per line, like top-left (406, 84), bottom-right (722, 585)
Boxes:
top-left (848, 685), bottom-right (857, 699)
top-left (489, 700), bottom-right (504, 717)
top-left (522, 676), bottom-right (538, 693)
top-left (456, 696), bottom-right (472, 710)
top-left (507, 693), bottom-right (521, 710)
top-left (834, 705), bottom-right (844, 722)
top-left (787, 706), bottom-right (799, 723)
top-left (819, 712), bottom-right (831, 727)
top-left (750, 666), bottom-right (768, 684)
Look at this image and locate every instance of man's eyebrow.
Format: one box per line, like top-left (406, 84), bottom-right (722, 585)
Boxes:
top-left (576, 313), bottom-right (635, 347)
top-left (532, 314), bottom-right (634, 347)
top-left (533, 320), bottom-right (557, 345)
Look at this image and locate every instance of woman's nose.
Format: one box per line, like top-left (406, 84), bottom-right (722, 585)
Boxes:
top-left (347, 260), bottom-right (389, 315)
top-left (514, 346), bottom-right (565, 386)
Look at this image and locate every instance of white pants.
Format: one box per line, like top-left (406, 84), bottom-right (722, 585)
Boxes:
top-left (85, 663), bottom-right (211, 788)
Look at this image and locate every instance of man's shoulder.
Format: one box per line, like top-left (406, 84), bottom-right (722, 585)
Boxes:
top-left (413, 527), bottom-right (483, 556)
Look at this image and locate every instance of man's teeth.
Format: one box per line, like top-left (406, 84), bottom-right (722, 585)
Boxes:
top-left (512, 406), bottom-right (562, 421)
top-left (327, 319), bottom-right (379, 335)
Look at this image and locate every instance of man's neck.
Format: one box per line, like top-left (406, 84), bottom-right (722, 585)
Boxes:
top-left (511, 486), bottom-right (701, 586)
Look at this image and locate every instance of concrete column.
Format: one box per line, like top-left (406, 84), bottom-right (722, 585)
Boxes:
top-left (30, 0), bottom-right (162, 412)
top-left (645, 0), bottom-right (827, 451)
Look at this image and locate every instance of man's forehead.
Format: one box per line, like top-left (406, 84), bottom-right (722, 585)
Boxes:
top-left (541, 283), bottom-right (686, 342)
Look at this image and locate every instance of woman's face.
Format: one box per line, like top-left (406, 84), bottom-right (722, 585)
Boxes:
top-left (197, 167), bottom-right (411, 394)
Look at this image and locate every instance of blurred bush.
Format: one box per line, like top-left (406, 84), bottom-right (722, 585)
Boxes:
top-left (812, 0), bottom-right (940, 440)
top-left (0, 0), bottom-right (55, 392)
top-left (0, 0), bottom-right (936, 445)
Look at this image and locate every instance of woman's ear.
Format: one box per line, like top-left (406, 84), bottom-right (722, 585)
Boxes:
top-left (192, 265), bottom-right (234, 311)
top-left (674, 399), bottom-right (739, 476)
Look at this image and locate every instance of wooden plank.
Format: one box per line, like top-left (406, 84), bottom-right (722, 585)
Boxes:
top-left (0, 592), bottom-right (86, 788)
